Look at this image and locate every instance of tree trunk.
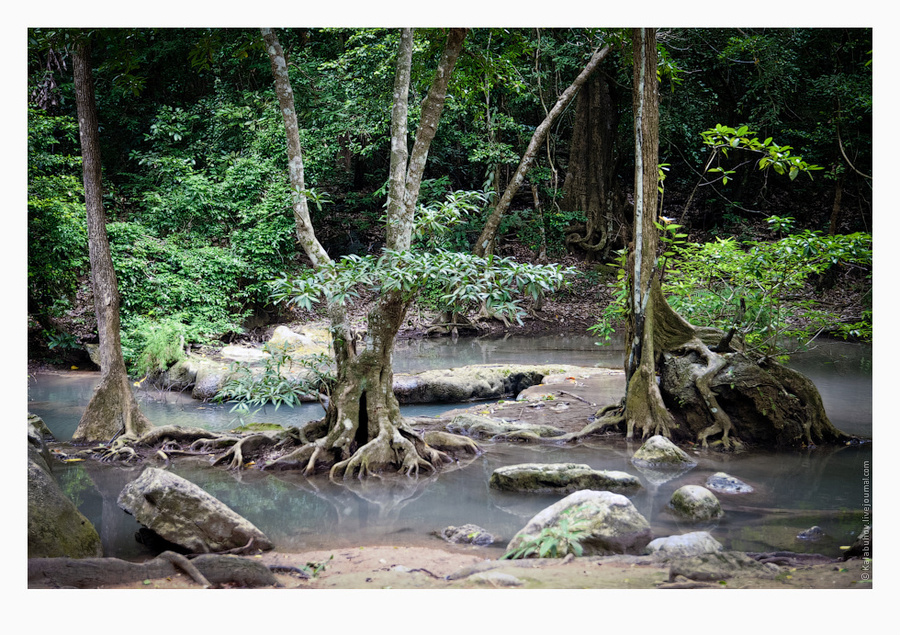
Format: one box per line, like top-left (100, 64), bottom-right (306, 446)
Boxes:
top-left (262, 28), bottom-right (470, 477)
top-left (71, 36), bottom-right (152, 443)
top-left (473, 44), bottom-right (611, 257)
top-left (583, 29), bottom-right (849, 449)
top-left (622, 28), bottom-right (674, 440)
top-left (561, 71), bottom-right (627, 261)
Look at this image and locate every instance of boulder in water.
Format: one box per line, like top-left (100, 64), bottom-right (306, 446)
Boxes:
top-left (118, 467), bottom-right (273, 554)
top-left (631, 435), bottom-right (697, 470)
top-left (489, 463), bottom-right (642, 495)
top-left (669, 485), bottom-right (724, 522)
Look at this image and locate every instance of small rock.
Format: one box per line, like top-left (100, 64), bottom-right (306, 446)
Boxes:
top-left (669, 551), bottom-right (777, 582)
top-left (797, 526), bottom-right (826, 541)
top-left (631, 435), bottom-right (697, 470)
top-left (646, 531), bottom-right (724, 558)
top-left (669, 485), bottom-right (724, 522)
top-left (468, 571), bottom-right (524, 587)
top-left (439, 524), bottom-right (495, 546)
top-left (706, 472), bottom-right (754, 494)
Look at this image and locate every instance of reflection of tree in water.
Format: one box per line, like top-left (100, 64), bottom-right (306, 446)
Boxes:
top-left (79, 461), bottom-right (148, 558)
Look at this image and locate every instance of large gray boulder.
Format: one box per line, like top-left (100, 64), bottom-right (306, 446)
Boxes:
top-left (506, 490), bottom-right (652, 557)
top-left (28, 460), bottom-right (103, 559)
top-left (118, 468), bottom-right (273, 554)
top-left (489, 463), bottom-right (642, 496)
top-left (631, 435), bottom-right (698, 470)
top-left (28, 413), bottom-right (103, 559)
top-left (646, 531), bottom-right (724, 558)
top-left (669, 485), bottom-right (724, 521)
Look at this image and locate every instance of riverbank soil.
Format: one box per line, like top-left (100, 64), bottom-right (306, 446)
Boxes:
top-left (83, 546), bottom-right (871, 590)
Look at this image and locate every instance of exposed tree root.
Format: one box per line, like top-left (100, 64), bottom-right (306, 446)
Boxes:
top-left (212, 434), bottom-right (278, 470)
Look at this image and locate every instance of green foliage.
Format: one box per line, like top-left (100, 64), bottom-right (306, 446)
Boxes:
top-left (27, 108), bottom-right (89, 316)
top-left (107, 222), bottom-right (255, 370)
top-left (273, 190), bottom-right (575, 324)
top-left (215, 345), bottom-right (335, 415)
top-left (502, 507), bottom-right (592, 560)
top-left (700, 124), bottom-right (822, 184)
top-left (664, 221), bottom-right (872, 353)
top-left (587, 248), bottom-right (628, 342)
top-left (125, 317), bottom-right (188, 378)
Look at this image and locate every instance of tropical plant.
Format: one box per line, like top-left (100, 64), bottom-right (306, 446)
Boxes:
top-left (215, 344), bottom-right (335, 415)
top-left (502, 508), bottom-right (593, 559)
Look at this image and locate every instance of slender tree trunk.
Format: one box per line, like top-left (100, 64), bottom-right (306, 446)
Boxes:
top-left (622, 28), bottom-right (676, 439)
top-left (473, 44), bottom-right (611, 257)
top-left (71, 37), bottom-right (152, 443)
top-left (262, 27), bottom-right (468, 477)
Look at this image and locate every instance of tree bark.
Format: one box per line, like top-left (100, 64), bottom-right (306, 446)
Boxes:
top-left (71, 36), bottom-right (152, 443)
top-left (561, 71), bottom-right (627, 261)
top-left (261, 28), bottom-right (470, 477)
top-left (473, 44), bottom-right (611, 257)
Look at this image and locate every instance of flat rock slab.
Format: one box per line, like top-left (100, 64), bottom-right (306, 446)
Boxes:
top-left (490, 463), bottom-right (642, 495)
top-left (118, 467), bottom-right (273, 554)
top-left (393, 364), bottom-right (591, 404)
top-left (443, 368), bottom-right (625, 434)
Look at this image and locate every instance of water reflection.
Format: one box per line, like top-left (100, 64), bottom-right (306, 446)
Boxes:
top-left (30, 335), bottom-right (871, 558)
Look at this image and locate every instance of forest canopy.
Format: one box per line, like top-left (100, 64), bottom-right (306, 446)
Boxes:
top-left (27, 27), bottom-right (872, 373)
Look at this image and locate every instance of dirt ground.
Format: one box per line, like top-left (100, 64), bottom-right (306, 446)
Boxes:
top-left (92, 544), bottom-right (872, 590)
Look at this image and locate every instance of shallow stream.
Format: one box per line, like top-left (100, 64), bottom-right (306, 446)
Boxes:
top-left (28, 335), bottom-right (872, 560)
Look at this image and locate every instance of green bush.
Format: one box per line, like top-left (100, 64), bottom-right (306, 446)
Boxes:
top-left (123, 317), bottom-right (188, 378)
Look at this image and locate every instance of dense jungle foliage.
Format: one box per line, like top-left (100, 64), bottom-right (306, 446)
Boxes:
top-left (27, 28), bottom-right (872, 373)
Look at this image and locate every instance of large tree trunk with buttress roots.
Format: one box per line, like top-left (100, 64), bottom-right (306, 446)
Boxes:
top-left (614, 280), bottom-right (849, 448)
top-left (258, 28), bottom-right (472, 478)
top-left (266, 292), bottom-right (453, 477)
top-left (579, 29), bottom-right (849, 450)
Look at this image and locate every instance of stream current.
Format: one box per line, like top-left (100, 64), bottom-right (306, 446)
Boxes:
top-left (28, 335), bottom-right (872, 560)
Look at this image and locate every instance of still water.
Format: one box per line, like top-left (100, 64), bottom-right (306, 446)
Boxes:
top-left (28, 335), bottom-right (872, 559)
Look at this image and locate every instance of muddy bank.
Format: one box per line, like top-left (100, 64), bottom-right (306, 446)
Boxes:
top-left (60, 544), bottom-right (871, 590)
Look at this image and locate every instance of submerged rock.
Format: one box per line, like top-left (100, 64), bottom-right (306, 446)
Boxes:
top-left (797, 525), bottom-right (826, 541)
top-left (706, 472), bottom-right (754, 494)
top-left (506, 490), bottom-right (652, 557)
top-left (631, 435), bottom-right (697, 470)
top-left (489, 463), bottom-right (642, 495)
top-left (118, 467), bottom-right (273, 554)
top-left (447, 413), bottom-right (566, 440)
top-left (646, 531), bottom-right (724, 558)
top-left (669, 485), bottom-right (724, 522)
